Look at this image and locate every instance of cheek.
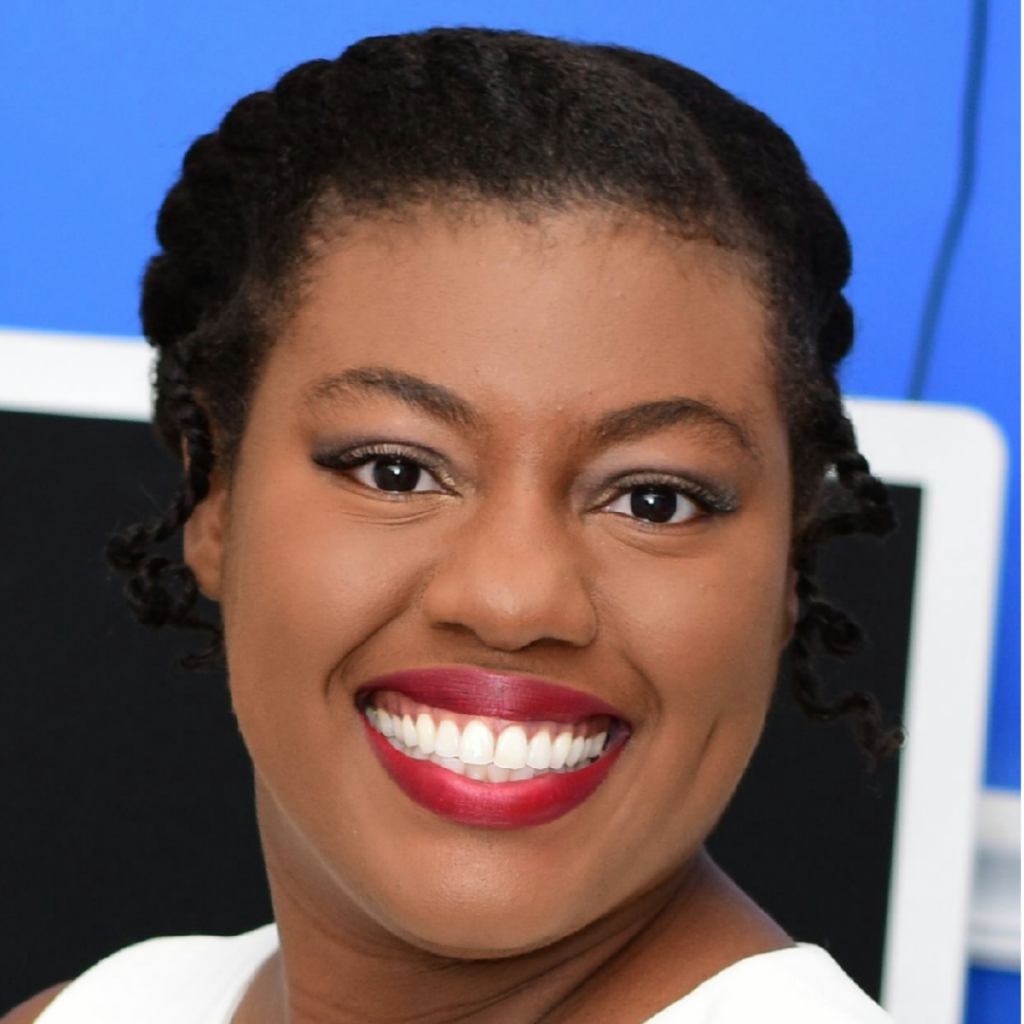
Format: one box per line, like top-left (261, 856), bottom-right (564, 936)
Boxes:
top-left (597, 537), bottom-right (790, 716)
top-left (218, 482), bottom-right (437, 733)
top-left (586, 536), bottom-right (790, 857)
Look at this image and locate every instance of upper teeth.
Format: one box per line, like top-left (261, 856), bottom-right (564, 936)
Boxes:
top-left (365, 702), bottom-right (610, 781)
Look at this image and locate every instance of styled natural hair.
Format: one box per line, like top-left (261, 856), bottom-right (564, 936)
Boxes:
top-left (107, 27), bottom-right (903, 759)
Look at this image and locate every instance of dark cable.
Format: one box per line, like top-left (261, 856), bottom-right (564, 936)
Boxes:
top-left (907, 0), bottom-right (989, 399)
top-left (909, 0), bottom-right (990, 397)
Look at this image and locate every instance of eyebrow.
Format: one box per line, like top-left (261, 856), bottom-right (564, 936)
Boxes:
top-left (304, 366), bottom-right (755, 457)
top-left (593, 398), bottom-right (757, 458)
top-left (304, 366), bottom-right (480, 429)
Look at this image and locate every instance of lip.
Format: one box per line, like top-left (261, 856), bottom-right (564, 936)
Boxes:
top-left (356, 667), bottom-right (631, 829)
top-left (355, 666), bottom-right (629, 723)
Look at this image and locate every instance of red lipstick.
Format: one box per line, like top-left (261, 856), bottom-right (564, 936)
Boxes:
top-left (356, 668), bottom-right (630, 829)
top-left (357, 666), bottom-right (625, 722)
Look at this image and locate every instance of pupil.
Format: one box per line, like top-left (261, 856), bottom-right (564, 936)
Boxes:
top-left (631, 487), bottom-right (677, 523)
top-left (372, 458), bottom-right (420, 492)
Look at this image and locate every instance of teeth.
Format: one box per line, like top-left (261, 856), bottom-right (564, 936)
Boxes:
top-left (526, 730), bottom-right (552, 770)
top-left (365, 701), bottom-right (615, 783)
top-left (416, 713), bottom-right (436, 754)
top-left (566, 735), bottom-right (586, 768)
top-left (401, 714), bottom-right (418, 749)
top-left (460, 720), bottom-right (495, 765)
top-left (434, 719), bottom-right (460, 758)
top-left (550, 731), bottom-right (572, 770)
top-left (432, 754), bottom-right (465, 775)
top-left (493, 725), bottom-right (528, 770)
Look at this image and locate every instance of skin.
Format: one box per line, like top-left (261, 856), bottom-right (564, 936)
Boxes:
top-left (3, 205), bottom-right (797, 1024)
top-left (1, 985), bottom-right (67, 1024)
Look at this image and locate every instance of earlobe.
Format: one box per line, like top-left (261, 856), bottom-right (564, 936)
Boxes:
top-left (183, 471), bottom-right (229, 601)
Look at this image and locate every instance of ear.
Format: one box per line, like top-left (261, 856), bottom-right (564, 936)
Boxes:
top-left (183, 466), bottom-right (230, 602)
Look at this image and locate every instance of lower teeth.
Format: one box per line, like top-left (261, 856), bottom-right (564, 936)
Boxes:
top-left (385, 737), bottom-right (597, 782)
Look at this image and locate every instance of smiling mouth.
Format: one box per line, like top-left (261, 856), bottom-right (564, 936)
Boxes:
top-left (355, 667), bottom-right (630, 828)
top-left (363, 691), bottom-right (616, 783)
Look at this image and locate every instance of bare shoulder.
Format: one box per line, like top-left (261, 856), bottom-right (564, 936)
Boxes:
top-left (0, 982), bottom-right (70, 1024)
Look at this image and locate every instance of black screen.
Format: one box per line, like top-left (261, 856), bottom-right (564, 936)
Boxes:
top-left (0, 410), bottom-right (918, 1009)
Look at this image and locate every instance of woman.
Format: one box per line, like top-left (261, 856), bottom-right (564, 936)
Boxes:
top-left (9, 27), bottom-right (900, 1023)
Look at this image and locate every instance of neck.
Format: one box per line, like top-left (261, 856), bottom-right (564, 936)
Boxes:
top-left (235, 849), bottom-right (789, 1024)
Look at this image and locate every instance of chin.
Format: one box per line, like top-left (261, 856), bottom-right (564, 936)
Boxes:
top-left (376, 899), bottom-right (590, 961)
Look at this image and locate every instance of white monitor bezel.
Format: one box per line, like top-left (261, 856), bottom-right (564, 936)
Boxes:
top-left (846, 396), bottom-right (1005, 1024)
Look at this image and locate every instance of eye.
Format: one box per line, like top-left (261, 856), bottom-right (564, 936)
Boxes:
top-left (349, 455), bottom-right (444, 494)
top-left (602, 485), bottom-right (702, 525)
top-left (312, 443), bottom-right (452, 495)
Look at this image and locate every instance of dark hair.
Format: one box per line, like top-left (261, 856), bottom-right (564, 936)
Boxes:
top-left (107, 27), bottom-right (903, 759)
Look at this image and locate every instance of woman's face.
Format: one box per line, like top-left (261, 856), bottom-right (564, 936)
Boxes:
top-left (186, 206), bottom-right (797, 957)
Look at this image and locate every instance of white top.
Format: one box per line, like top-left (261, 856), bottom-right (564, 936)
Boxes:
top-left (647, 944), bottom-right (893, 1022)
top-left (35, 927), bottom-right (279, 1024)
top-left (35, 925), bottom-right (893, 1023)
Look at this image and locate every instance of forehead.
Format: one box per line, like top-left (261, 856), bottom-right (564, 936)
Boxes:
top-left (270, 205), bottom-right (782, 447)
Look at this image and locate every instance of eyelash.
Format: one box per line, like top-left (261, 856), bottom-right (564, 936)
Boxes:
top-left (597, 473), bottom-right (739, 523)
top-left (311, 443), bottom-right (739, 523)
top-left (312, 442), bottom-right (454, 492)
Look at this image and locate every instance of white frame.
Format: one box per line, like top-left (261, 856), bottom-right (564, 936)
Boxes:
top-left (846, 397), bottom-right (1006, 1024)
top-left (0, 329), bottom-right (1009, 1024)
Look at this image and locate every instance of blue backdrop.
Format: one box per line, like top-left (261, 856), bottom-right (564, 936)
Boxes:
top-left (1, 2), bottom-right (1018, 1020)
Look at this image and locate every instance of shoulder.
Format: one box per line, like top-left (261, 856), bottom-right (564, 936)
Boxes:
top-left (1, 983), bottom-right (70, 1024)
top-left (5, 926), bottom-right (278, 1024)
top-left (647, 944), bottom-right (893, 1023)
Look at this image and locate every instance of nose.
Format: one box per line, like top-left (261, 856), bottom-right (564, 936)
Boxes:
top-left (422, 497), bottom-right (598, 652)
